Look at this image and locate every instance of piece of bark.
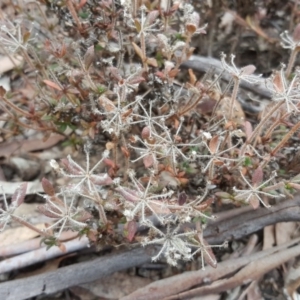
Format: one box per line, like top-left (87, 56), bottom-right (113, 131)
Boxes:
top-left (0, 245), bottom-right (159, 300)
top-left (204, 196), bottom-right (300, 244)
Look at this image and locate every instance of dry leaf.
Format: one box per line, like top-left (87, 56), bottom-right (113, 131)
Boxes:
top-left (285, 263), bottom-right (300, 298)
top-left (43, 79), bottom-right (62, 91)
top-left (0, 133), bottom-right (65, 156)
top-left (0, 55), bottom-right (23, 73)
top-left (273, 71), bottom-right (284, 93)
top-left (143, 154), bottom-right (154, 168)
top-left (249, 194), bottom-right (260, 209)
top-left (263, 225), bottom-right (275, 250)
top-left (0, 180), bottom-right (43, 194)
top-left (149, 200), bottom-right (171, 215)
top-left (80, 272), bottom-right (152, 299)
top-left (188, 68), bottom-right (197, 85)
top-left (132, 42), bottom-right (144, 60)
top-left (99, 95), bottom-right (115, 112)
top-left (275, 222), bottom-right (297, 245)
top-left (209, 136), bottom-right (219, 154)
top-left (0, 223), bottom-right (46, 247)
top-left (252, 166), bottom-right (263, 186)
top-left (146, 57), bottom-right (158, 67)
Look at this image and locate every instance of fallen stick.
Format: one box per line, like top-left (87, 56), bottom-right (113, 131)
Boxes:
top-left (181, 55), bottom-right (272, 99)
top-left (0, 236), bottom-right (89, 274)
top-left (0, 245), bottom-right (159, 300)
top-left (121, 238), bottom-right (300, 300)
top-left (0, 231), bottom-right (80, 257)
top-left (204, 196), bottom-right (300, 244)
top-left (171, 239), bottom-right (300, 299)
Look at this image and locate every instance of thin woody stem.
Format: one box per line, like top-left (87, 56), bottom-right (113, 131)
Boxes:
top-left (271, 120), bottom-right (300, 156)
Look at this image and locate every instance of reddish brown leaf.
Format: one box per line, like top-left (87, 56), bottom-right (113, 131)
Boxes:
top-left (273, 71), bottom-right (284, 93)
top-left (37, 204), bottom-right (60, 218)
top-left (0, 86), bottom-right (6, 97)
top-left (142, 126), bottom-right (151, 139)
top-left (43, 80), bottom-right (62, 91)
top-left (74, 210), bottom-right (92, 222)
top-left (108, 66), bottom-right (122, 81)
top-left (127, 74), bottom-right (145, 85)
top-left (121, 146), bottom-right (130, 158)
top-left (103, 158), bottom-right (117, 169)
top-left (178, 192), bottom-right (187, 205)
top-left (11, 183), bottom-right (27, 207)
top-left (168, 69), bottom-right (180, 78)
top-left (90, 174), bottom-right (113, 186)
top-left (249, 194), bottom-right (260, 209)
top-left (60, 158), bottom-right (82, 175)
top-left (143, 154), bottom-right (154, 168)
top-left (126, 220), bottom-right (137, 242)
top-left (115, 187), bottom-right (139, 202)
top-left (99, 95), bottom-right (115, 112)
top-left (209, 136), bottom-right (219, 154)
top-left (41, 178), bottom-right (55, 196)
top-left (186, 23), bottom-right (197, 35)
top-left (252, 166), bottom-right (263, 186)
top-left (146, 10), bottom-right (159, 25)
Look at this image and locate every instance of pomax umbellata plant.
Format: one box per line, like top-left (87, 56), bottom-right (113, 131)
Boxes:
top-left (1, 0), bottom-right (300, 269)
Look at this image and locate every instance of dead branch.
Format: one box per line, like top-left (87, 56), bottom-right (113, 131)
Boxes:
top-left (205, 196), bottom-right (300, 244)
top-left (170, 239), bottom-right (300, 299)
top-left (0, 245), bottom-right (160, 300)
top-left (121, 238), bottom-right (300, 300)
top-left (181, 55), bottom-right (272, 99)
top-left (0, 236), bottom-right (89, 274)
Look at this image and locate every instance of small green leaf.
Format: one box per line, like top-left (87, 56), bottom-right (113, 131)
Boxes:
top-left (57, 122), bottom-right (67, 132)
top-left (40, 236), bottom-right (59, 250)
top-left (244, 157), bottom-right (252, 166)
top-left (79, 11), bottom-right (89, 19)
top-left (174, 33), bottom-right (185, 41)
